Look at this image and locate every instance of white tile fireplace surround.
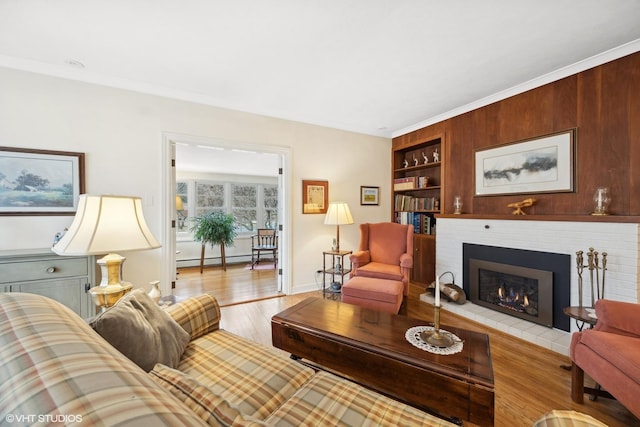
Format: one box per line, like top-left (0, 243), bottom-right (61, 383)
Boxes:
top-left (425, 218), bottom-right (639, 356)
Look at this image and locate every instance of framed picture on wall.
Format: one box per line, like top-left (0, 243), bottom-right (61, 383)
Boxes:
top-left (0, 147), bottom-right (85, 216)
top-left (302, 180), bottom-right (328, 214)
top-left (474, 129), bottom-right (576, 196)
top-left (360, 186), bottom-right (379, 205)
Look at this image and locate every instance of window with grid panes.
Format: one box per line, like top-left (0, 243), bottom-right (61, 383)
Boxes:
top-left (196, 182), bottom-right (225, 217)
top-left (232, 184), bottom-right (257, 232)
top-left (263, 185), bottom-right (278, 229)
top-left (178, 180), bottom-right (277, 235)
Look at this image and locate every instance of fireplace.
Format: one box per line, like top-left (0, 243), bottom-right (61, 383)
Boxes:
top-left (469, 259), bottom-right (553, 327)
top-left (463, 243), bottom-right (571, 332)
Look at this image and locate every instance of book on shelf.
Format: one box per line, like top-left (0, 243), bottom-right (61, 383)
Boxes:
top-left (393, 176), bottom-right (429, 191)
top-left (417, 176), bottom-right (429, 188)
top-left (394, 194), bottom-right (439, 212)
top-left (423, 214), bottom-right (432, 235)
top-left (394, 211), bottom-right (435, 235)
top-left (393, 177), bottom-right (416, 191)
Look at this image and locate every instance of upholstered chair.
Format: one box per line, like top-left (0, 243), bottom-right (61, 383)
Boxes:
top-left (349, 222), bottom-right (414, 297)
top-left (570, 299), bottom-right (640, 418)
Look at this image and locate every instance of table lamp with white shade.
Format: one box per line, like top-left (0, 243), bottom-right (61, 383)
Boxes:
top-left (52, 194), bottom-right (161, 311)
top-left (323, 201), bottom-right (354, 291)
top-left (323, 201), bottom-right (354, 252)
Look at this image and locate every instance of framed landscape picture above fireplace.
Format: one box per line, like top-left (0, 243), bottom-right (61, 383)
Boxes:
top-left (474, 129), bottom-right (575, 196)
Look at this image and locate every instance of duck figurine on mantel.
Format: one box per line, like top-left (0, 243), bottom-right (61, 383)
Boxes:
top-left (508, 198), bottom-right (536, 215)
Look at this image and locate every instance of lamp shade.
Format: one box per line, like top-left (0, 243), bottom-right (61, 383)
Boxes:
top-left (175, 195), bottom-right (184, 211)
top-left (324, 202), bottom-right (354, 225)
top-left (52, 195), bottom-right (161, 255)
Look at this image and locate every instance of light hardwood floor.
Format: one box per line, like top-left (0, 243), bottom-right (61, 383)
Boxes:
top-left (174, 266), bottom-right (637, 427)
top-left (174, 263), bottom-right (280, 307)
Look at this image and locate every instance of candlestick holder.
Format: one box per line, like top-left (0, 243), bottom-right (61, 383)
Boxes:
top-left (420, 305), bottom-right (454, 348)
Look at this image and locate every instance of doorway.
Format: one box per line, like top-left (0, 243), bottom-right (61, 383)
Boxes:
top-left (161, 132), bottom-right (291, 303)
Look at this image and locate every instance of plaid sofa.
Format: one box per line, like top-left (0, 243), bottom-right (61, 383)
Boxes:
top-left (0, 292), bottom-right (455, 426)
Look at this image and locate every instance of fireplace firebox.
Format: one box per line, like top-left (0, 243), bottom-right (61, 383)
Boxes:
top-left (463, 243), bottom-right (571, 332)
top-left (469, 259), bottom-right (553, 327)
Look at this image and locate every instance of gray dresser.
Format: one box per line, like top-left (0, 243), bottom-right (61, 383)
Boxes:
top-left (0, 249), bottom-right (96, 317)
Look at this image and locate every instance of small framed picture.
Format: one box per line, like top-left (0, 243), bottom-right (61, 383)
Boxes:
top-left (302, 180), bottom-right (328, 214)
top-left (360, 186), bottom-right (379, 205)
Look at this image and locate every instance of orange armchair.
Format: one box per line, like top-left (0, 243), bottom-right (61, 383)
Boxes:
top-left (570, 299), bottom-right (640, 418)
top-left (349, 222), bottom-right (414, 296)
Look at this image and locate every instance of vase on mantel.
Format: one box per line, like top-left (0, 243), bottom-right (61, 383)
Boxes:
top-left (592, 187), bottom-right (611, 216)
top-left (148, 280), bottom-right (162, 303)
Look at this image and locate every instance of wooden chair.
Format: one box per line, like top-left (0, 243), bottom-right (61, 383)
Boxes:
top-left (251, 228), bottom-right (278, 269)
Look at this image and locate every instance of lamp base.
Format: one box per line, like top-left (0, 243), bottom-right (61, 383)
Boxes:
top-left (89, 282), bottom-right (133, 312)
top-left (92, 253), bottom-right (133, 312)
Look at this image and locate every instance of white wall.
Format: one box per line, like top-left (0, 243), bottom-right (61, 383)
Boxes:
top-left (435, 217), bottom-right (640, 355)
top-left (0, 67), bottom-right (391, 294)
top-left (437, 218), bottom-right (639, 304)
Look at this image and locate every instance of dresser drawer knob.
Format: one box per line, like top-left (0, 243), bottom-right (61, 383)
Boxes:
top-left (46, 267), bottom-right (57, 273)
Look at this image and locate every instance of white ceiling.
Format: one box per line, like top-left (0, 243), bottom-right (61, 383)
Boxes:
top-left (1, 1), bottom-right (639, 138)
top-left (176, 143), bottom-right (279, 176)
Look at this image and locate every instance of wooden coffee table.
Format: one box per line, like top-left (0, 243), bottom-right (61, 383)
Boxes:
top-left (271, 297), bottom-right (494, 426)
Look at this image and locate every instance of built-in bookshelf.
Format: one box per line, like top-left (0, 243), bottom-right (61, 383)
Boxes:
top-left (392, 136), bottom-right (442, 235)
top-left (391, 134), bottom-right (444, 284)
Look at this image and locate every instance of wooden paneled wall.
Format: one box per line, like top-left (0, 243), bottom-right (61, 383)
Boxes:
top-left (393, 51), bottom-right (640, 217)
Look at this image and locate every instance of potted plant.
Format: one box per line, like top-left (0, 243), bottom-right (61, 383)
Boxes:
top-left (190, 211), bottom-right (237, 272)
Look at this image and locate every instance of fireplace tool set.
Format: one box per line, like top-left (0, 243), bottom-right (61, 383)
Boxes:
top-left (576, 247), bottom-right (607, 307)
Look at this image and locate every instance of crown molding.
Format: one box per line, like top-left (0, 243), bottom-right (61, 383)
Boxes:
top-left (2, 38), bottom-right (639, 142)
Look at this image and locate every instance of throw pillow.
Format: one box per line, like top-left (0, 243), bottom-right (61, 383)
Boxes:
top-left (90, 289), bottom-right (190, 372)
top-left (149, 363), bottom-right (267, 427)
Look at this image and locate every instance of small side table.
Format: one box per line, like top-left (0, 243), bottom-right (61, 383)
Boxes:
top-left (322, 250), bottom-right (352, 299)
top-left (563, 306), bottom-right (606, 400)
top-left (563, 306), bottom-right (597, 331)
top-left (561, 306), bottom-right (598, 371)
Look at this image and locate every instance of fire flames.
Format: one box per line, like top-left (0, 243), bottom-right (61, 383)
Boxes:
top-left (497, 284), bottom-right (530, 313)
